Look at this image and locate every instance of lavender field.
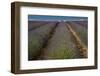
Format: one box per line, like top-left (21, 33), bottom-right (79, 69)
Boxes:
top-left (28, 15), bottom-right (88, 60)
top-left (28, 20), bottom-right (88, 60)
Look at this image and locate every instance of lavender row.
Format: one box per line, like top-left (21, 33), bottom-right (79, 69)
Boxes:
top-left (28, 22), bottom-right (57, 60)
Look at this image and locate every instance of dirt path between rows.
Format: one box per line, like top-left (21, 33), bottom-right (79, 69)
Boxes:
top-left (67, 23), bottom-right (87, 58)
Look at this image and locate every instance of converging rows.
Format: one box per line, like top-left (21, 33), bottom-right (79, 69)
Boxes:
top-left (28, 21), bottom-right (88, 60)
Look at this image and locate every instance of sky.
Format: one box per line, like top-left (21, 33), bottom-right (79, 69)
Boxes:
top-left (28, 15), bottom-right (88, 21)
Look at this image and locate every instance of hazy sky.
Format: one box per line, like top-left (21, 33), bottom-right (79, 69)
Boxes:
top-left (28, 15), bottom-right (88, 21)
